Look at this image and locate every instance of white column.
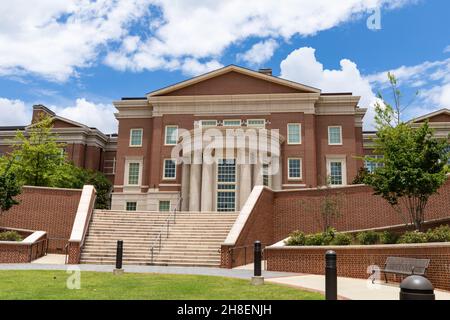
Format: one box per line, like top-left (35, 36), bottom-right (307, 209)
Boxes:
top-left (272, 155), bottom-right (282, 191)
top-left (181, 161), bottom-right (190, 211)
top-left (201, 154), bottom-right (213, 212)
top-left (189, 150), bottom-right (202, 211)
top-left (254, 156), bottom-right (263, 186)
top-left (239, 149), bottom-right (252, 210)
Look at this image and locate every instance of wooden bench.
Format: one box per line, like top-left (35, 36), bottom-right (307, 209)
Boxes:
top-left (372, 257), bottom-right (430, 283)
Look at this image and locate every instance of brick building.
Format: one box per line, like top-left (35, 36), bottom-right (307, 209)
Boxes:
top-left (110, 65), bottom-right (366, 212)
top-left (0, 104), bottom-right (117, 183)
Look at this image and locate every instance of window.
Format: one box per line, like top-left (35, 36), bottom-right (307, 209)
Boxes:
top-left (263, 163), bottom-right (270, 186)
top-left (287, 124), bottom-right (301, 144)
top-left (223, 119), bottom-right (241, 127)
top-left (364, 155), bottom-right (384, 173)
top-left (328, 126), bottom-right (342, 145)
top-left (159, 201), bottom-right (170, 212)
top-left (247, 119), bottom-right (265, 128)
top-left (128, 162), bottom-right (140, 185)
top-left (200, 120), bottom-right (217, 127)
top-left (165, 125), bottom-right (178, 145)
top-left (163, 159), bottom-right (177, 179)
top-left (288, 158), bottom-right (302, 180)
top-left (217, 159), bottom-right (236, 212)
top-left (129, 129), bottom-right (143, 147)
top-left (327, 157), bottom-right (347, 186)
top-left (126, 202), bottom-right (137, 211)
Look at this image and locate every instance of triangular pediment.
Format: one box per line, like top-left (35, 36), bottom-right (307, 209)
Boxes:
top-left (410, 108), bottom-right (450, 123)
top-left (148, 65), bottom-right (320, 97)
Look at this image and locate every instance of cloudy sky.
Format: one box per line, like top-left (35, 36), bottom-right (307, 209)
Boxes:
top-left (0, 0), bottom-right (449, 133)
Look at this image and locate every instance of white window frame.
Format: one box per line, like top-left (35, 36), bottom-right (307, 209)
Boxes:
top-left (159, 200), bottom-right (171, 212)
top-left (199, 120), bottom-right (218, 127)
top-left (287, 158), bottom-right (302, 180)
top-left (328, 126), bottom-right (343, 146)
top-left (124, 158), bottom-right (143, 186)
top-left (163, 159), bottom-right (177, 180)
top-left (165, 125), bottom-right (178, 145)
top-left (247, 119), bottom-right (266, 128)
top-left (223, 119), bottom-right (242, 127)
top-left (129, 128), bottom-right (143, 147)
top-left (216, 158), bottom-right (237, 212)
top-left (287, 123), bottom-right (302, 145)
top-left (326, 156), bottom-right (347, 186)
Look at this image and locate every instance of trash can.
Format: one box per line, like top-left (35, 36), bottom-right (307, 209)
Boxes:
top-left (400, 275), bottom-right (435, 300)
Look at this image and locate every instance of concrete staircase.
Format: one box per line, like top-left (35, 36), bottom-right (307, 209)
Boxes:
top-left (79, 210), bottom-right (238, 267)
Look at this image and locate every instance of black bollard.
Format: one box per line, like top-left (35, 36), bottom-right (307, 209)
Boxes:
top-left (116, 240), bottom-right (123, 270)
top-left (254, 241), bottom-right (262, 277)
top-left (400, 275), bottom-right (435, 300)
top-left (325, 250), bottom-right (337, 300)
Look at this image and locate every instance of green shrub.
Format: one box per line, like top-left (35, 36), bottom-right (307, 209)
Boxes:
top-left (304, 233), bottom-right (325, 246)
top-left (426, 225), bottom-right (450, 243)
top-left (330, 233), bottom-right (352, 245)
top-left (285, 231), bottom-right (306, 246)
top-left (0, 231), bottom-right (23, 241)
top-left (379, 231), bottom-right (399, 244)
top-left (356, 231), bottom-right (380, 245)
top-left (322, 228), bottom-right (336, 245)
top-left (398, 231), bottom-right (428, 244)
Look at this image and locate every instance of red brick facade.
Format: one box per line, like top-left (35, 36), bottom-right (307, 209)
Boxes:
top-left (0, 186), bottom-right (82, 253)
top-left (265, 244), bottom-right (450, 291)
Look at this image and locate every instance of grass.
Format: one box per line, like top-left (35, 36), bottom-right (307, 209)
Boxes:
top-left (0, 270), bottom-right (323, 300)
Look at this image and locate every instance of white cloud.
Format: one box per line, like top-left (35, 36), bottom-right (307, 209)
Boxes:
top-left (237, 39), bottom-right (279, 66)
top-left (0, 97), bottom-right (117, 134)
top-left (444, 45), bottom-right (450, 53)
top-left (0, 0), bottom-right (415, 80)
top-left (0, 0), bottom-right (152, 81)
top-left (51, 98), bottom-right (117, 133)
top-left (280, 47), bottom-right (378, 129)
top-left (0, 98), bottom-right (30, 126)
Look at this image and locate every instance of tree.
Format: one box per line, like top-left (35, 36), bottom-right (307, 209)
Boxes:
top-left (365, 73), bottom-right (449, 231)
top-left (0, 159), bottom-right (22, 215)
top-left (317, 179), bottom-right (342, 232)
top-left (9, 115), bottom-right (66, 186)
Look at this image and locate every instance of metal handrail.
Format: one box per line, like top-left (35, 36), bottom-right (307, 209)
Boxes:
top-left (149, 196), bottom-right (182, 264)
top-left (228, 243), bottom-right (267, 267)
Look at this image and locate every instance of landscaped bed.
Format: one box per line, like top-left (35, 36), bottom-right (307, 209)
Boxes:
top-left (0, 270), bottom-right (323, 300)
top-left (285, 225), bottom-right (450, 246)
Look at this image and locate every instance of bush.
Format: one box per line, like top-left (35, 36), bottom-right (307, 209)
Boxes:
top-left (304, 233), bottom-right (325, 246)
top-left (426, 225), bottom-right (450, 243)
top-left (398, 231), bottom-right (428, 244)
top-left (322, 228), bottom-right (336, 245)
top-left (330, 233), bottom-right (353, 245)
top-left (379, 231), bottom-right (399, 244)
top-left (285, 231), bottom-right (306, 246)
top-left (356, 231), bottom-right (380, 245)
top-left (0, 231), bottom-right (23, 241)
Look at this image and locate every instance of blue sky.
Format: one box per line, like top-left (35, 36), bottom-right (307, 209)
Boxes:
top-left (0, 0), bottom-right (449, 133)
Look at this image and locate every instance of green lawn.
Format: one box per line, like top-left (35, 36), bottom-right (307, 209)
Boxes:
top-left (0, 270), bottom-right (323, 300)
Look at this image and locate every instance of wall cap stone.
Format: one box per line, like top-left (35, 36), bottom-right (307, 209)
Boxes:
top-left (266, 242), bottom-right (450, 250)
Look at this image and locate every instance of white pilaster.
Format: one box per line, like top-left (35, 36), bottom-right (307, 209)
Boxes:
top-left (189, 150), bottom-right (202, 211)
top-left (181, 161), bottom-right (190, 211)
top-left (201, 154), bottom-right (213, 212)
top-left (272, 155), bottom-right (282, 191)
top-left (239, 149), bottom-right (252, 210)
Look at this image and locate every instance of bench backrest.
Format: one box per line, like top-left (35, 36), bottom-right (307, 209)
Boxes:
top-left (384, 257), bottom-right (430, 275)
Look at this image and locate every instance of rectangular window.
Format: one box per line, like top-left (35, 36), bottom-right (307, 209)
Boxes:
top-left (217, 159), bottom-right (236, 212)
top-left (364, 155), bottom-right (384, 173)
top-left (128, 162), bottom-right (140, 185)
top-left (328, 126), bottom-right (342, 145)
top-left (163, 159), bottom-right (177, 179)
top-left (263, 163), bottom-right (269, 186)
top-left (165, 125), bottom-right (178, 145)
top-left (200, 120), bottom-right (217, 127)
top-left (126, 202), bottom-right (137, 211)
top-left (159, 201), bottom-right (170, 212)
top-left (247, 119), bottom-right (265, 128)
top-left (287, 124), bottom-right (301, 144)
top-left (288, 158), bottom-right (302, 180)
top-left (329, 161), bottom-right (343, 185)
top-left (223, 119), bottom-right (241, 127)
top-left (129, 129), bottom-right (143, 147)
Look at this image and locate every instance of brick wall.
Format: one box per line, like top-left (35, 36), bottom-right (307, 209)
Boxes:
top-left (265, 244), bottom-right (450, 291)
top-left (0, 186), bottom-right (82, 253)
top-left (0, 231), bottom-right (48, 263)
top-left (273, 178), bottom-right (450, 241)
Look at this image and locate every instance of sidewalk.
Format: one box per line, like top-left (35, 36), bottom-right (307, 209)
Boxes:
top-left (266, 274), bottom-right (450, 300)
